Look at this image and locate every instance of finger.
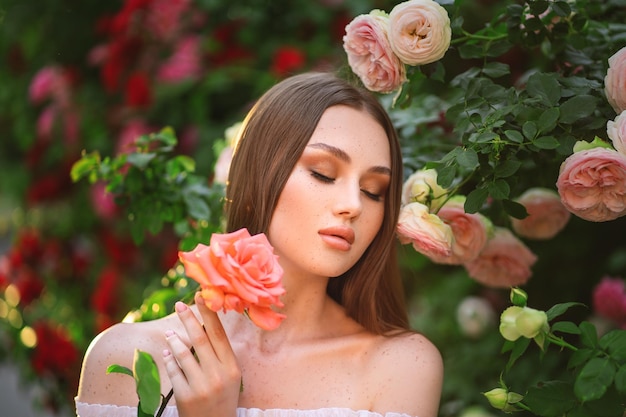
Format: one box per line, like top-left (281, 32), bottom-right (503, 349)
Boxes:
top-left (164, 329), bottom-right (205, 385)
top-left (162, 347), bottom-right (190, 390)
top-left (194, 292), bottom-right (238, 366)
top-left (174, 301), bottom-right (221, 369)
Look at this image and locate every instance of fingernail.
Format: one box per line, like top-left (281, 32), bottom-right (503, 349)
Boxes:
top-left (175, 301), bottom-right (188, 313)
top-left (163, 349), bottom-right (171, 358)
top-left (165, 330), bottom-right (175, 338)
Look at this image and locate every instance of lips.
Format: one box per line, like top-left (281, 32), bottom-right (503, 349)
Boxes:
top-left (318, 226), bottom-right (355, 251)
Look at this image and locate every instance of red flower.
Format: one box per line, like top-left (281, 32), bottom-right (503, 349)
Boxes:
top-left (125, 71), bottom-right (152, 108)
top-left (31, 321), bottom-right (79, 377)
top-left (271, 46), bottom-right (306, 77)
top-left (91, 266), bottom-right (121, 317)
top-left (13, 267), bottom-right (45, 306)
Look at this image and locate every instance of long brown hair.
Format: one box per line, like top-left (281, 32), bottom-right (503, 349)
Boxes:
top-left (225, 72), bottom-right (408, 334)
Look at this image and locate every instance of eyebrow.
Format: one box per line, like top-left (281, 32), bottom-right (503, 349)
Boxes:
top-left (306, 142), bottom-right (392, 176)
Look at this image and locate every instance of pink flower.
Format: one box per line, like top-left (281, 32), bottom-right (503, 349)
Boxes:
top-left (157, 36), bottom-right (202, 84)
top-left (511, 188), bottom-right (571, 239)
top-left (397, 202), bottom-right (453, 259)
top-left (606, 111), bottom-right (626, 156)
top-left (178, 228), bottom-right (286, 331)
top-left (464, 227), bottom-right (537, 288)
top-left (343, 11), bottom-right (407, 93)
top-left (556, 147), bottom-right (626, 222)
top-left (388, 0), bottom-right (451, 66)
top-left (146, 0), bottom-right (191, 41)
top-left (28, 66), bottom-right (71, 107)
top-left (214, 146), bottom-right (233, 184)
top-left (592, 276), bottom-right (626, 325)
top-left (116, 119), bottom-right (155, 155)
top-left (429, 197), bottom-right (490, 265)
top-left (401, 168), bottom-right (448, 210)
top-left (605, 46), bottom-right (626, 114)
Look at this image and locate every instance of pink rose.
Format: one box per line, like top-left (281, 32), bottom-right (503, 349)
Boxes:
top-left (429, 198), bottom-right (490, 265)
top-left (178, 228), bottom-right (286, 331)
top-left (156, 36), bottom-right (202, 84)
top-left (605, 46), bottom-right (626, 114)
top-left (388, 0), bottom-right (451, 66)
top-left (592, 276), bottom-right (626, 325)
top-left (397, 202), bottom-right (453, 259)
top-left (606, 111), bottom-right (626, 156)
top-left (556, 147), bottom-right (626, 222)
top-left (464, 227), bottom-right (537, 288)
top-left (214, 146), bottom-right (233, 184)
top-left (343, 11), bottom-right (407, 93)
top-left (28, 66), bottom-right (71, 108)
top-left (511, 188), bottom-right (571, 240)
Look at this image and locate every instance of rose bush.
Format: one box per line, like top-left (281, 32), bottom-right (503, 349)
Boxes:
top-left (178, 228), bottom-right (286, 331)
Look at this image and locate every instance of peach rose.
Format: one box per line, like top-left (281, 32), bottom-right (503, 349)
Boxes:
top-left (401, 168), bottom-right (448, 211)
top-left (605, 46), bottom-right (626, 114)
top-left (178, 228), bottom-right (286, 330)
top-left (388, 0), bottom-right (451, 66)
top-left (343, 11), bottom-right (407, 93)
top-left (556, 147), bottom-right (626, 222)
top-left (607, 111), bottom-right (626, 156)
top-left (429, 197), bottom-right (490, 265)
top-left (511, 188), bottom-right (571, 240)
top-left (464, 227), bottom-right (537, 288)
top-left (397, 202), bottom-right (453, 259)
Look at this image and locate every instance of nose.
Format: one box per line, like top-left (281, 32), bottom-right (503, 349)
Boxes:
top-left (333, 180), bottom-right (362, 219)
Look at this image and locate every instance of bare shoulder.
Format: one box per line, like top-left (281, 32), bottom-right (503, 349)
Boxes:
top-left (76, 314), bottom-right (179, 406)
top-left (369, 332), bottom-right (444, 417)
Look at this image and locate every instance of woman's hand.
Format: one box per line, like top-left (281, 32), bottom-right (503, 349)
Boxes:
top-left (163, 292), bottom-right (241, 417)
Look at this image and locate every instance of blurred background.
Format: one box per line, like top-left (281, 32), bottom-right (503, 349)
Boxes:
top-left (1, 1), bottom-right (625, 416)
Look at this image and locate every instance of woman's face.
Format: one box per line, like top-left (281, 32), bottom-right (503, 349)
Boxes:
top-left (268, 105), bottom-right (391, 280)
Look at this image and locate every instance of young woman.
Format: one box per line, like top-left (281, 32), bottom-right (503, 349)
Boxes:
top-left (75, 72), bottom-right (443, 417)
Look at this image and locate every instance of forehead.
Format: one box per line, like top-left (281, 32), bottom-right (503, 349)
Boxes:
top-left (307, 105), bottom-right (391, 166)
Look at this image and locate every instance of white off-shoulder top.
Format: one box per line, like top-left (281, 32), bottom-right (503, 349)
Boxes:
top-left (75, 402), bottom-right (414, 417)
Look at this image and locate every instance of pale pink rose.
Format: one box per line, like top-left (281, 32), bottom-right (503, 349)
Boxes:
top-left (464, 227), bottom-right (537, 288)
top-left (605, 46), bottom-right (626, 113)
top-left (36, 105), bottom-right (57, 140)
top-left (388, 0), bottom-right (451, 66)
top-left (592, 276), bottom-right (626, 325)
top-left (156, 36), bottom-right (202, 84)
top-left (343, 11), bottom-right (407, 93)
top-left (556, 147), bottom-right (626, 222)
top-left (397, 202), bottom-right (454, 259)
top-left (429, 198), bottom-right (490, 265)
top-left (606, 111), bottom-right (626, 155)
top-left (401, 168), bottom-right (448, 210)
top-left (178, 228), bottom-right (286, 331)
top-left (511, 188), bottom-right (571, 240)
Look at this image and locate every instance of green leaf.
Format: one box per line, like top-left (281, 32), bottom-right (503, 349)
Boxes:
top-left (545, 302), bottom-right (583, 321)
top-left (488, 179), bottom-right (510, 200)
top-left (568, 348), bottom-right (597, 370)
top-left (579, 321), bottom-right (599, 349)
top-left (574, 357), bottom-right (616, 402)
top-left (503, 129), bottom-right (524, 143)
top-left (522, 121), bottom-right (538, 140)
top-left (133, 350), bottom-right (162, 416)
top-left (465, 187), bottom-right (489, 213)
top-left (533, 135), bottom-right (560, 149)
top-left (536, 107), bottom-right (560, 133)
top-left (502, 199), bottom-right (528, 219)
top-left (551, 321), bottom-right (581, 335)
top-left (70, 152), bottom-right (101, 182)
top-left (127, 153), bottom-right (157, 170)
top-left (506, 337), bottom-right (531, 371)
top-left (559, 95), bottom-right (598, 124)
top-left (526, 73), bottom-right (561, 106)
top-left (615, 365), bottom-right (626, 395)
top-left (524, 380), bottom-right (576, 416)
top-left (455, 148), bottom-right (478, 169)
top-left (599, 329), bottom-right (626, 361)
top-left (482, 62), bottom-right (510, 78)
top-left (494, 160), bottom-right (521, 178)
top-left (106, 364), bottom-right (133, 377)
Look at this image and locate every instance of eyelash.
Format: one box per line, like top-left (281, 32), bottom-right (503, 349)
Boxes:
top-left (310, 171), bottom-right (382, 202)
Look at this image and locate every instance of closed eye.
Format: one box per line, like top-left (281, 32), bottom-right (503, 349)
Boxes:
top-left (311, 170), bottom-right (334, 183)
top-left (361, 189), bottom-right (382, 202)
